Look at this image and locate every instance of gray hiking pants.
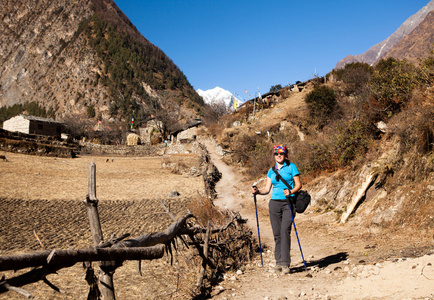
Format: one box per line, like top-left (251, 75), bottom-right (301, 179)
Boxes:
top-left (269, 199), bottom-right (295, 267)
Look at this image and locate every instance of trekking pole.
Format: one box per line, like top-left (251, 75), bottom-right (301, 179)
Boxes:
top-left (286, 194), bottom-right (308, 272)
top-left (252, 189), bottom-right (264, 267)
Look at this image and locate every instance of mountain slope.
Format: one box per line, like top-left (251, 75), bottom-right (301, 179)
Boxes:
top-left (0, 0), bottom-right (203, 128)
top-left (382, 10), bottom-right (434, 64)
top-left (335, 0), bottom-right (434, 69)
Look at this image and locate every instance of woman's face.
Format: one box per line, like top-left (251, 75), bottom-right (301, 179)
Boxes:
top-left (274, 152), bottom-right (286, 164)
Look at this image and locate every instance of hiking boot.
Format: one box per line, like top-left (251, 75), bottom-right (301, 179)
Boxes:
top-left (282, 266), bottom-right (291, 274)
top-left (271, 265), bottom-right (282, 272)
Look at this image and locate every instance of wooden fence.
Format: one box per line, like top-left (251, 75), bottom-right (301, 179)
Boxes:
top-left (0, 162), bottom-right (253, 299)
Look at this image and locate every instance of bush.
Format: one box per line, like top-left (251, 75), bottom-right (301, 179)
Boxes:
top-left (416, 51), bottom-right (434, 87)
top-left (305, 85), bottom-right (337, 127)
top-left (368, 58), bottom-right (417, 120)
top-left (292, 141), bottom-right (334, 174)
top-left (332, 119), bottom-right (372, 165)
top-left (333, 62), bottom-right (372, 96)
top-left (247, 139), bottom-right (274, 179)
top-left (389, 106), bottom-right (434, 155)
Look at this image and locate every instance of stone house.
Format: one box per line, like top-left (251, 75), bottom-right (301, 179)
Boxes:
top-left (169, 121), bottom-right (202, 144)
top-left (138, 119), bottom-right (165, 145)
top-left (2, 114), bottom-right (65, 136)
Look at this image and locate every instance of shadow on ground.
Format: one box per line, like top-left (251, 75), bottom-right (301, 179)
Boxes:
top-left (291, 252), bottom-right (349, 274)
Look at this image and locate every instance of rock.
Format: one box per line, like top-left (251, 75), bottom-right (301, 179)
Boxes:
top-left (126, 133), bottom-right (140, 145)
top-left (168, 190), bottom-right (180, 197)
top-left (372, 209), bottom-right (397, 224)
top-left (236, 270), bottom-right (243, 275)
top-left (376, 121), bottom-right (388, 133)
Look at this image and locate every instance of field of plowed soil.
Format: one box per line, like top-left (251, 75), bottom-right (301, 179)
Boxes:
top-left (0, 151), bottom-right (205, 299)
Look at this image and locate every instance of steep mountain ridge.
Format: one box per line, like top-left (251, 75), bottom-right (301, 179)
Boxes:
top-left (335, 0), bottom-right (434, 69)
top-left (0, 0), bottom-right (203, 128)
top-left (382, 10), bottom-right (434, 64)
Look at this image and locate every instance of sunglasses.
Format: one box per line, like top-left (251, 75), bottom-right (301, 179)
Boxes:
top-left (274, 152), bottom-right (285, 156)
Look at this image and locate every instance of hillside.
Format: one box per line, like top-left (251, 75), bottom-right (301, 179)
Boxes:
top-left (203, 55), bottom-right (434, 248)
top-left (0, 0), bottom-right (204, 131)
top-left (382, 10), bottom-right (434, 65)
top-left (335, 1), bottom-right (434, 69)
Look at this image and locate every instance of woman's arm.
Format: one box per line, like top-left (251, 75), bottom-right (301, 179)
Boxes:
top-left (251, 177), bottom-right (272, 195)
top-left (283, 175), bottom-right (302, 196)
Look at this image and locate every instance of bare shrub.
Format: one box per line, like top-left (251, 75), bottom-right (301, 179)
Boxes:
top-left (246, 139), bottom-right (274, 179)
top-left (207, 123), bottom-right (225, 138)
top-left (333, 62), bottom-right (373, 96)
top-left (202, 101), bottom-right (229, 126)
top-left (389, 106), bottom-right (434, 156)
top-left (187, 195), bottom-right (225, 226)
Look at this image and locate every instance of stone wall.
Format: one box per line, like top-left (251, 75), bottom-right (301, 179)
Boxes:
top-left (78, 142), bottom-right (159, 156)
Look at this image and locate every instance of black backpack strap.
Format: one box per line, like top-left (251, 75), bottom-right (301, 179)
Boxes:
top-left (272, 166), bottom-right (291, 190)
top-left (272, 166), bottom-right (296, 208)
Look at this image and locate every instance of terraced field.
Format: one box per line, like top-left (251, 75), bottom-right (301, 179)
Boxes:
top-left (0, 152), bottom-right (205, 299)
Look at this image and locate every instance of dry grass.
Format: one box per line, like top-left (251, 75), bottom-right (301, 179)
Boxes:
top-left (0, 152), bottom-right (206, 299)
top-left (0, 151), bottom-right (254, 299)
top-left (0, 152), bottom-right (203, 201)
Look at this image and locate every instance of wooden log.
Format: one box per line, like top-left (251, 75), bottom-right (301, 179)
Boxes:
top-left (196, 221), bottom-right (211, 288)
top-left (0, 263), bottom-right (71, 295)
top-left (0, 283), bottom-right (33, 299)
top-left (0, 246), bottom-right (164, 296)
top-left (0, 246), bottom-right (165, 272)
top-left (115, 213), bottom-right (194, 248)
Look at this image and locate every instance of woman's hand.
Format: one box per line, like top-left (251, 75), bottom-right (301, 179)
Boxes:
top-left (251, 186), bottom-right (259, 194)
top-left (283, 189), bottom-right (291, 196)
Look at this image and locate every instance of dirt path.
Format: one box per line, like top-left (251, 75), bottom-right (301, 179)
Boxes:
top-left (203, 139), bottom-right (434, 300)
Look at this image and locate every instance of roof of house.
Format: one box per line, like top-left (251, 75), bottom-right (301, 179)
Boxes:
top-left (16, 114), bottom-right (64, 125)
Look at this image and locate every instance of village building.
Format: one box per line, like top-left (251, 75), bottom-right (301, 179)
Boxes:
top-left (169, 120), bottom-right (202, 144)
top-left (2, 114), bottom-right (65, 137)
top-left (138, 119), bottom-right (165, 145)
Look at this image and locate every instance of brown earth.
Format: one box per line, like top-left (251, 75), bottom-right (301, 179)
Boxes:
top-left (1, 144), bottom-right (434, 299)
top-left (0, 151), bottom-right (205, 299)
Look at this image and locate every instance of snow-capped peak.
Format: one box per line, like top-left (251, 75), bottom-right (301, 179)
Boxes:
top-left (197, 86), bottom-right (241, 109)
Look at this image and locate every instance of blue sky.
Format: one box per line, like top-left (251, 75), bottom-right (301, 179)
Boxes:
top-left (114, 0), bottom-right (429, 100)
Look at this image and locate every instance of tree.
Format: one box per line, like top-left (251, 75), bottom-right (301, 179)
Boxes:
top-left (368, 58), bottom-right (417, 120)
top-left (305, 85), bottom-right (337, 127)
top-left (270, 84), bottom-right (282, 92)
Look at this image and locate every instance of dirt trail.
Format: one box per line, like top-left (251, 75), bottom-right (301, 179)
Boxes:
top-left (203, 139), bottom-right (434, 300)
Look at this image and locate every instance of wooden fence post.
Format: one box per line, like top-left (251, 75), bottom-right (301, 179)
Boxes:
top-left (83, 162), bottom-right (116, 300)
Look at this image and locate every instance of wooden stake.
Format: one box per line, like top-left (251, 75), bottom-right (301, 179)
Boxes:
top-left (83, 162), bottom-right (115, 300)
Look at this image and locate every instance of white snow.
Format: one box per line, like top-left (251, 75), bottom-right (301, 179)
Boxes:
top-left (197, 86), bottom-right (242, 109)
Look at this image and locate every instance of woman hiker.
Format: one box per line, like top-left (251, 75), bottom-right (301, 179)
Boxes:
top-left (251, 144), bottom-right (302, 274)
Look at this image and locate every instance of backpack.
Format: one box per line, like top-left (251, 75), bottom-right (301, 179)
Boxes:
top-left (271, 166), bottom-right (311, 213)
top-left (293, 190), bottom-right (311, 213)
